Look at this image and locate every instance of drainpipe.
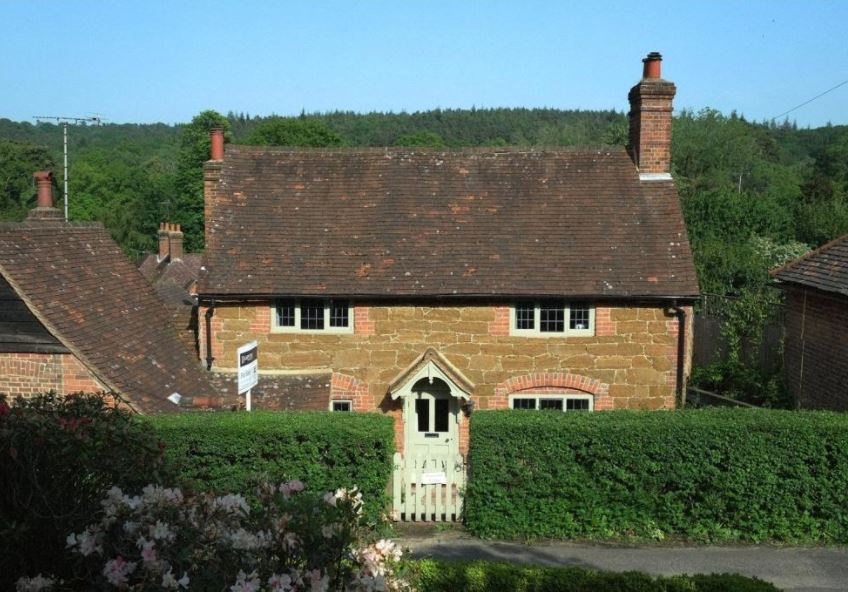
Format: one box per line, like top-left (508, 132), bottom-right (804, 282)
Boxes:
top-left (668, 302), bottom-right (687, 407)
top-left (205, 300), bottom-right (215, 371)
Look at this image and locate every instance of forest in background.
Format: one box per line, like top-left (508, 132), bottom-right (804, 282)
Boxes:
top-left (2, 108), bottom-right (848, 404)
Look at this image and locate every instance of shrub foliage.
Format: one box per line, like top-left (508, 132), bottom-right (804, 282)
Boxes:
top-left (148, 411), bottom-right (395, 522)
top-left (0, 393), bottom-right (167, 588)
top-left (409, 560), bottom-right (779, 592)
top-left (465, 409), bottom-right (848, 542)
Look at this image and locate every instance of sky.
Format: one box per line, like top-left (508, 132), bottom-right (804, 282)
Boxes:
top-left (2, 1), bottom-right (847, 128)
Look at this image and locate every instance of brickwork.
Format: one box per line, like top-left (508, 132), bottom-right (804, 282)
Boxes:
top-left (330, 372), bottom-right (370, 410)
top-left (208, 302), bottom-right (687, 412)
top-left (0, 352), bottom-right (104, 397)
top-left (784, 288), bottom-right (848, 410)
top-left (628, 79), bottom-right (676, 174)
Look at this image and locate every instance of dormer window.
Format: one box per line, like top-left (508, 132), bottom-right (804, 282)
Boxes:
top-left (272, 299), bottom-right (352, 333)
top-left (510, 302), bottom-right (594, 336)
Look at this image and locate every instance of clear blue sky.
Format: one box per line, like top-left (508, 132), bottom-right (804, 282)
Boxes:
top-left (2, 0), bottom-right (847, 127)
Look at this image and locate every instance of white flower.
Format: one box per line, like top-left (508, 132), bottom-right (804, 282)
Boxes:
top-left (230, 570), bottom-right (261, 592)
top-left (161, 569), bottom-right (190, 590)
top-left (102, 556), bottom-right (137, 588)
top-left (15, 574), bottom-right (55, 592)
top-left (321, 524), bottom-right (335, 538)
top-left (227, 528), bottom-right (272, 550)
top-left (279, 480), bottom-right (305, 498)
top-left (65, 533), bottom-right (76, 548)
top-left (307, 569), bottom-right (328, 592)
top-left (267, 573), bottom-right (294, 591)
top-left (323, 492), bottom-right (337, 507)
top-left (75, 529), bottom-right (101, 557)
top-left (122, 521), bottom-right (139, 535)
top-left (150, 520), bottom-right (175, 542)
top-left (214, 493), bottom-right (250, 515)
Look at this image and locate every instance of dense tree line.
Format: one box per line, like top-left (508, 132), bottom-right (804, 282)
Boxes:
top-left (1, 109), bottom-right (847, 402)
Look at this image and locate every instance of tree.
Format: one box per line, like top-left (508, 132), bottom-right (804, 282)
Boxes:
top-left (245, 117), bottom-right (342, 147)
top-left (173, 110), bottom-right (230, 252)
top-left (393, 130), bottom-right (445, 148)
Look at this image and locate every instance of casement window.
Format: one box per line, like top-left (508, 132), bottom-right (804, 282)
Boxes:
top-left (272, 299), bottom-right (353, 333)
top-left (509, 394), bottom-right (593, 411)
top-left (331, 400), bottom-right (353, 412)
top-left (510, 302), bottom-right (595, 336)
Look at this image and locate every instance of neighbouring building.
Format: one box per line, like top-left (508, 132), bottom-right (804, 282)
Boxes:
top-left (772, 235), bottom-right (848, 409)
top-left (0, 172), bottom-right (215, 413)
top-left (196, 51), bottom-right (699, 469)
top-left (138, 223), bottom-right (204, 355)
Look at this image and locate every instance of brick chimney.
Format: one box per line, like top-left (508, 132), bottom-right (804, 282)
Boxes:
top-left (210, 128), bottom-right (224, 161)
top-left (204, 129), bottom-right (225, 249)
top-left (26, 171), bottom-right (63, 222)
top-left (628, 52), bottom-right (676, 180)
top-left (158, 222), bottom-right (184, 261)
top-left (169, 223), bottom-right (184, 260)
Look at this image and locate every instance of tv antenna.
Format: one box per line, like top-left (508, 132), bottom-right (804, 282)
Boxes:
top-left (32, 115), bottom-right (105, 221)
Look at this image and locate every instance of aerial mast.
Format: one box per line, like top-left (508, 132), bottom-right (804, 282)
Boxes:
top-left (32, 115), bottom-right (103, 221)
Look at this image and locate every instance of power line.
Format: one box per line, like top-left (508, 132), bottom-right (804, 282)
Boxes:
top-left (769, 77), bottom-right (848, 121)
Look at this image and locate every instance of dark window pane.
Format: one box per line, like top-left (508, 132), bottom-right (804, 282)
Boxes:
top-left (276, 300), bottom-right (295, 327)
top-left (434, 399), bottom-right (449, 432)
top-left (540, 398), bottom-right (563, 411)
top-left (512, 398), bottom-right (536, 410)
top-left (566, 398), bottom-right (590, 411)
top-left (330, 300), bottom-right (349, 327)
top-left (569, 304), bottom-right (591, 330)
top-left (515, 303), bottom-right (535, 330)
top-left (332, 401), bottom-right (352, 412)
top-left (416, 399), bottom-right (430, 432)
top-left (300, 300), bottom-right (324, 330)
top-left (540, 303), bottom-right (565, 332)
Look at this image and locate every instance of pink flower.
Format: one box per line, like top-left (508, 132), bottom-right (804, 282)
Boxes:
top-left (140, 540), bottom-right (156, 563)
top-left (102, 556), bottom-right (136, 588)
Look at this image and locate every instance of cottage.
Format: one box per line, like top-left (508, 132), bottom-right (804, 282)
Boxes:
top-left (0, 173), bottom-right (215, 413)
top-left (197, 52), bottom-right (699, 467)
top-left (772, 235), bottom-right (848, 408)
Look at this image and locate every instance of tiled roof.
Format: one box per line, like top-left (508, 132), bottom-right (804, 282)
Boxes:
top-left (200, 146), bottom-right (699, 299)
top-left (772, 235), bottom-right (848, 297)
top-left (0, 219), bottom-right (216, 413)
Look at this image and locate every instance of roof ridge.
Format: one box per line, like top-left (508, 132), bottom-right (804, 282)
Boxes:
top-left (226, 144), bottom-right (628, 155)
top-left (770, 234), bottom-right (848, 278)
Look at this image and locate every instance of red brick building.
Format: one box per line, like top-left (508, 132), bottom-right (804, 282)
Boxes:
top-left (773, 235), bottom-right (848, 409)
top-left (0, 173), bottom-right (215, 413)
top-left (196, 52), bottom-right (699, 460)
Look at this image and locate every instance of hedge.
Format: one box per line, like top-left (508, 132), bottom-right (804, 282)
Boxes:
top-left (409, 560), bottom-right (780, 592)
top-left (464, 409), bottom-right (848, 542)
top-left (147, 411), bottom-right (394, 522)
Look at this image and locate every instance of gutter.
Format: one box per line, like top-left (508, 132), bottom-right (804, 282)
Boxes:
top-left (667, 301), bottom-right (687, 407)
top-left (205, 300), bottom-right (215, 371)
top-left (196, 293), bottom-right (702, 305)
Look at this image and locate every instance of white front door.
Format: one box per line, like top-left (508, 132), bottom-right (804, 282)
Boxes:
top-left (406, 377), bottom-right (458, 460)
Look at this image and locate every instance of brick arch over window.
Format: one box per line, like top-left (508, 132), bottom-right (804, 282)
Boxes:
top-left (492, 372), bottom-right (612, 410)
top-left (330, 372), bottom-right (370, 411)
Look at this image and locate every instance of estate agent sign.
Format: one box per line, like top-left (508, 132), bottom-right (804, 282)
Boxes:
top-left (237, 340), bottom-right (258, 410)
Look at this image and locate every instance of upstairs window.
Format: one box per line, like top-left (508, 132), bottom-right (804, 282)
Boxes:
top-left (273, 299), bottom-right (353, 333)
top-left (510, 302), bottom-right (594, 336)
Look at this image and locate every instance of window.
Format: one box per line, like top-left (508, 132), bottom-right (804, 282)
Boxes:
top-left (272, 299), bottom-right (353, 333)
top-left (331, 400), bottom-right (352, 412)
top-left (510, 302), bottom-right (594, 336)
top-left (510, 394), bottom-right (593, 412)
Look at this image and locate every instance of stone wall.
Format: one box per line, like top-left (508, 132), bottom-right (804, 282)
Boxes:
top-left (0, 352), bottom-right (104, 397)
top-left (784, 288), bottom-right (848, 410)
top-left (200, 301), bottom-right (693, 413)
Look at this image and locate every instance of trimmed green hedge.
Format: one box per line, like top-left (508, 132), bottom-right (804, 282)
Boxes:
top-left (465, 409), bottom-right (848, 542)
top-left (148, 411), bottom-right (394, 522)
top-left (409, 560), bottom-right (780, 592)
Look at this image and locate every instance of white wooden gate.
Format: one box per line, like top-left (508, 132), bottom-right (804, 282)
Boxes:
top-left (392, 453), bottom-right (465, 521)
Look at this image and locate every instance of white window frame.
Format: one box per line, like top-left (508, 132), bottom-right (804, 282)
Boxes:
top-left (509, 302), bottom-right (595, 337)
top-left (509, 393), bottom-right (594, 412)
top-left (330, 400), bottom-right (353, 412)
top-left (271, 299), bottom-right (354, 334)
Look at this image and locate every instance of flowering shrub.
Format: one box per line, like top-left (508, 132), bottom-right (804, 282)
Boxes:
top-left (58, 481), bottom-right (407, 591)
top-left (0, 393), bottom-right (168, 589)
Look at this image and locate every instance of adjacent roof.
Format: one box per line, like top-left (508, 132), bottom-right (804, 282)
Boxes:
top-left (138, 253), bottom-right (203, 307)
top-left (772, 234), bottom-right (848, 298)
top-left (0, 218), bottom-right (216, 413)
top-left (200, 145), bottom-right (698, 299)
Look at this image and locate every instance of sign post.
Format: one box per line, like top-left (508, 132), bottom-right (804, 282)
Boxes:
top-left (236, 341), bottom-right (258, 411)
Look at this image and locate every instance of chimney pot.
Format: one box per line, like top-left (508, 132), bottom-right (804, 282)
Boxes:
top-left (642, 51), bottom-right (663, 79)
top-left (210, 128), bottom-right (224, 161)
top-left (33, 171), bottom-right (54, 208)
top-left (158, 223), bottom-right (171, 261)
